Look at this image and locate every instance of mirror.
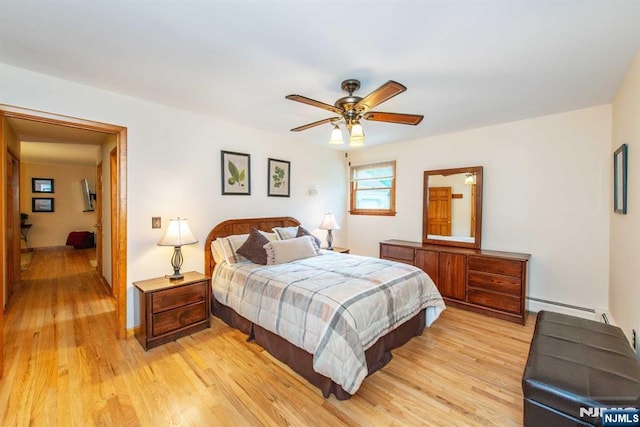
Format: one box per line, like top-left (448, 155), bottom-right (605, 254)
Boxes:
top-left (423, 166), bottom-right (483, 249)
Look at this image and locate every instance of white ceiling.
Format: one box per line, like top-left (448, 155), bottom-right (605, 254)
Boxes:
top-left (1, 0), bottom-right (639, 148)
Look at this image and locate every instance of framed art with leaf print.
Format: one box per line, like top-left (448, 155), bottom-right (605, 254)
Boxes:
top-left (221, 151), bottom-right (251, 195)
top-left (268, 158), bottom-right (290, 197)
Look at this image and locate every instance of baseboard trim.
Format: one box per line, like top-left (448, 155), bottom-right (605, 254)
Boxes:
top-left (526, 297), bottom-right (613, 324)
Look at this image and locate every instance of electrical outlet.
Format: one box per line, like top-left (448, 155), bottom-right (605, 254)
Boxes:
top-left (152, 217), bottom-right (161, 229)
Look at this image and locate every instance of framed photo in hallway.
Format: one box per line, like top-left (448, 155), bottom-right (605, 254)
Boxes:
top-left (32, 197), bottom-right (54, 213)
top-left (32, 178), bottom-right (54, 193)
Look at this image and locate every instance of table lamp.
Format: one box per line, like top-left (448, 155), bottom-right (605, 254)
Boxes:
top-left (318, 212), bottom-right (340, 250)
top-left (157, 217), bottom-right (198, 280)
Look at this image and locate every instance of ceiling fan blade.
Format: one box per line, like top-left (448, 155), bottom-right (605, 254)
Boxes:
top-left (290, 117), bottom-right (338, 132)
top-left (355, 81), bottom-right (407, 111)
top-left (363, 111), bottom-right (424, 125)
top-left (285, 94), bottom-right (344, 114)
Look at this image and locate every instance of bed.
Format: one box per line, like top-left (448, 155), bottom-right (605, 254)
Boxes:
top-left (204, 216), bottom-right (445, 400)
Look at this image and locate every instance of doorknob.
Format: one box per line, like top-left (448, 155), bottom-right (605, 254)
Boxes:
top-left (94, 223), bottom-right (102, 228)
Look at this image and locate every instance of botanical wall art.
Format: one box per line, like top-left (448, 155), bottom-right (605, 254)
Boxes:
top-left (268, 158), bottom-right (290, 197)
top-left (221, 150), bottom-right (251, 195)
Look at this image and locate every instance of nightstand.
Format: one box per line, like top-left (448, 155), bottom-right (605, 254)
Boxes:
top-left (134, 271), bottom-right (211, 350)
top-left (323, 246), bottom-right (350, 254)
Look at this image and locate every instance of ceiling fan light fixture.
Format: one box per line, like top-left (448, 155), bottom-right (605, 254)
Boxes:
top-left (349, 122), bottom-right (365, 146)
top-left (328, 125), bottom-right (345, 145)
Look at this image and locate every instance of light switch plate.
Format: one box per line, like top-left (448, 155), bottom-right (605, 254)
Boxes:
top-left (152, 217), bottom-right (161, 229)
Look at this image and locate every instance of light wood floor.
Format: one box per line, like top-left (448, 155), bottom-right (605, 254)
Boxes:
top-left (1, 247), bottom-right (535, 426)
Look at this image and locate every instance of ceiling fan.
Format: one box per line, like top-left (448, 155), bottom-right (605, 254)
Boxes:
top-left (285, 79), bottom-right (423, 146)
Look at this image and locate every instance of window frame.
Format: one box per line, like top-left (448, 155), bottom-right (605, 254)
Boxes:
top-left (349, 160), bottom-right (397, 216)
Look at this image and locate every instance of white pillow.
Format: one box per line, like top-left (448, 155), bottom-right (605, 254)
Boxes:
top-left (216, 234), bottom-right (249, 264)
top-left (263, 236), bottom-right (321, 265)
top-left (210, 240), bottom-right (226, 264)
top-left (260, 231), bottom-right (278, 241)
top-left (272, 226), bottom-right (299, 240)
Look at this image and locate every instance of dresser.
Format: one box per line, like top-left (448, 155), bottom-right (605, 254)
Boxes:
top-left (380, 240), bottom-right (530, 324)
top-left (134, 271), bottom-right (211, 350)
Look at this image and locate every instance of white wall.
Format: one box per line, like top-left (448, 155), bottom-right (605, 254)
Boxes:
top-left (0, 62), bottom-right (347, 328)
top-left (348, 105), bottom-right (612, 316)
top-left (611, 50), bottom-right (640, 347)
top-left (20, 162), bottom-right (97, 248)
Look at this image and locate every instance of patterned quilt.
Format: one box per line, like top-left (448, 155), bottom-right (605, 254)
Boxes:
top-left (213, 252), bottom-right (445, 394)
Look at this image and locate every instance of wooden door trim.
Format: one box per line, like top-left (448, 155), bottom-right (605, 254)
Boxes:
top-left (0, 103), bottom-right (128, 341)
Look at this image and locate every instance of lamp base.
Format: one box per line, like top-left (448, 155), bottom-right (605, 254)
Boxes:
top-left (168, 246), bottom-right (184, 281)
top-left (325, 229), bottom-right (334, 251)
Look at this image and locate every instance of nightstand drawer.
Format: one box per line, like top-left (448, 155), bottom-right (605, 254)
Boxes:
top-left (152, 301), bottom-right (207, 336)
top-left (152, 282), bottom-right (206, 313)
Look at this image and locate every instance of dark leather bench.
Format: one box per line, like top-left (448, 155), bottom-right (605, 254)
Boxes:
top-left (522, 310), bottom-right (640, 426)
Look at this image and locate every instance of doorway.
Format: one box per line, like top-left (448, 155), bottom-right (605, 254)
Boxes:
top-left (0, 104), bottom-right (128, 377)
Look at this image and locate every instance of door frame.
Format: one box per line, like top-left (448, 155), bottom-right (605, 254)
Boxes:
top-left (0, 104), bottom-right (128, 347)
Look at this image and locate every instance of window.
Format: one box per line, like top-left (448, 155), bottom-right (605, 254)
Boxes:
top-left (350, 160), bottom-right (396, 216)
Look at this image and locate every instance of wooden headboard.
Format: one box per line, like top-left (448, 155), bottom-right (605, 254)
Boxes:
top-left (204, 216), bottom-right (301, 276)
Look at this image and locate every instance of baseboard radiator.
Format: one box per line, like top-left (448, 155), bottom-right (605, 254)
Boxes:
top-left (526, 297), bottom-right (608, 323)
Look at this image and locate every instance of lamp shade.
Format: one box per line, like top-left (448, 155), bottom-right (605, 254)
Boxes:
top-left (328, 125), bottom-right (345, 145)
top-left (349, 123), bottom-right (365, 146)
top-left (158, 217), bottom-right (198, 247)
top-left (318, 212), bottom-right (340, 230)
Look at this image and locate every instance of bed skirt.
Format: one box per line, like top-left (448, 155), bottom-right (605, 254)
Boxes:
top-left (212, 298), bottom-right (426, 400)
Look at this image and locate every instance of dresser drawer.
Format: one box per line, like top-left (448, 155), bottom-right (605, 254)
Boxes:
top-left (152, 282), bottom-right (206, 313)
top-left (468, 289), bottom-right (521, 314)
top-left (468, 256), bottom-right (522, 277)
top-left (380, 244), bottom-right (415, 263)
top-left (468, 271), bottom-right (521, 295)
top-left (152, 301), bottom-right (207, 336)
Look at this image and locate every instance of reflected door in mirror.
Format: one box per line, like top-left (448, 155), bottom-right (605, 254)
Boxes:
top-left (428, 187), bottom-right (452, 235)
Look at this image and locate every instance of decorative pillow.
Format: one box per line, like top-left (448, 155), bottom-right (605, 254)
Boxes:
top-left (296, 226), bottom-right (322, 248)
top-left (216, 234), bottom-right (250, 264)
top-left (235, 228), bottom-right (269, 265)
top-left (259, 231), bottom-right (278, 241)
top-left (272, 226), bottom-right (299, 240)
top-left (210, 239), bottom-right (226, 264)
top-left (264, 236), bottom-right (321, 265)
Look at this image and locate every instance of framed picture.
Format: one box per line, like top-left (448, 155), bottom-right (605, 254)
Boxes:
top-left (32, 178), bottom-right (54, 193)
top-left (221, 151), bottom-right (251, 195)
top-left (268, 158), bottom-right (291, 197)
top-left (614, 143), bottom-right (628, 214)
top-left (32, 197), bottom-right (54, 213)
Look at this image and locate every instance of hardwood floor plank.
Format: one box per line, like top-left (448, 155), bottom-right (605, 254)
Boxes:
top-left (2, 247), bottom-right (535, 426)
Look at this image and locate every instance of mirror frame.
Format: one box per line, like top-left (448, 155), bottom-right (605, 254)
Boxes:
top-left (422, 166), bottom-right (483, 249)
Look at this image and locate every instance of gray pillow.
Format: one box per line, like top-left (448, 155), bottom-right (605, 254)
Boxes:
top-left (236, 228), bottom-right (269, 265)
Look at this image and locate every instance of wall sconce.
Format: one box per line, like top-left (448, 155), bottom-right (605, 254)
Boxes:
top-left (465, 172), bottom-right (476, 185)
top-left (157, 217), bottom-right (198, 280)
